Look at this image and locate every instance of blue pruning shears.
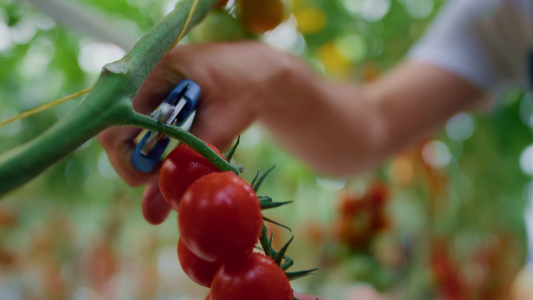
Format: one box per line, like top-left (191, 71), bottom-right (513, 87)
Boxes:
top-left (131, 79), bottom-right (201, 173)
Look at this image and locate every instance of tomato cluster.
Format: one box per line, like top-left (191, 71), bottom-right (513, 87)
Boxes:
top-left (156, 143), bottom-right (306, 299)
top-left (430, 238), bottom-right (464, 300)
top-left (336, 182), bottom-right (391, 251)
top-left (178, 171), bottom-right (263, 263)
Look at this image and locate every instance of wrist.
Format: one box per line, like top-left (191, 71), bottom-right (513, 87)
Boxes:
top-left (262, 50), bottom-right (321, 114)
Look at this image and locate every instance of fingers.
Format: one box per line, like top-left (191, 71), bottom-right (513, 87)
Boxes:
top-left (97, 53), bottom-right (189, 186)
top-left (189, 101), bottom-right (250, 151)
top-left (99, 41), bottom-right (270, 189)
top-left (141, 176), bottom-right (172, 225)
top-left (132, 57), bottom-right (186, 115)
top-left (98, 126), bottom-right (155, 186)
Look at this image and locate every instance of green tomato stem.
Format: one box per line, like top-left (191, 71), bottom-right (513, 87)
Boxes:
top-left (0, 77), bottom-right (132, 197)
top-left (127, 111), bottom-right (239, 174)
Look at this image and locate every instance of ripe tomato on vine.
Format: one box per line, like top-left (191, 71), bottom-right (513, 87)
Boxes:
top-left (210, 252), bottom-right (293, 300)
top-left (336, 181), bottom-right (391, 250)
top-left (141, 180), bottom-right (172, 225)
top-left (178, 171), bottom-right (263, 263)
top-left (159, 143), bottom-right (222, 210)
top-left (155, 137), bottom-right (316, 298)
top-left (177, 238), bottom-right (222, 287)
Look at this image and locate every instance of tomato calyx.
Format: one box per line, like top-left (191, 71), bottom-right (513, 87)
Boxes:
top-left (248, 167), bottom-right (318, 281)
top-left (224, 135), bottom-right (240, 162)
top-left (253, 167), bottom-right (294, 231)
top-left (252, 167), bottom-right (294, 210)
top-left (224, 136), bottom-right (246, 174)
top-left (259, 196), bottom-right (293, 210)
top-left (257, 224), bottom-right (318, 281)
top-left (163, 136), bottom-right (318, 298)
top-left (250, 165), bottom-right (276, 192)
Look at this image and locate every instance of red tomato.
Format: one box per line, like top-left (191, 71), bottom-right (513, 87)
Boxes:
top-left (142, 181), bottom-right (172, 225)
top-left (178, 171), bottom-right (263, 263)
top-left (336, 182), bottom-right (391, 250)
top-left (177, 238), bottom-right (222, 287)
top-left (210, 253), bottom-right (293, 300)
top-left (337, 214), bottom-right (372, 248)
top-left (367, 182), bottom-right (389, 207)
top-left (159, 143), bottom-right (221, 210)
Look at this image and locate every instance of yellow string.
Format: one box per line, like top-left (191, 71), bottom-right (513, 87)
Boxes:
top-left (168, 0), bottom-right (200, 52)
top-left (0, 88), bottom-right (92, 128)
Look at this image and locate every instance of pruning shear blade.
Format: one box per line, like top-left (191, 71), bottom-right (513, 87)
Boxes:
top-left (131, 79), bottom-right (201, 173)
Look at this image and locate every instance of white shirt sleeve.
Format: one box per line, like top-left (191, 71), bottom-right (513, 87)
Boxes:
top-left (409, 0), bottom-right (533, 95)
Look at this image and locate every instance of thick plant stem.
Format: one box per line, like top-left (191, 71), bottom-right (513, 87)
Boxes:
top-left (124, 0), bottom-right (217, 90)
top-left (0, 76), bottom-right (132, 197)
top-left (0, 0), bottom-right (218, 197)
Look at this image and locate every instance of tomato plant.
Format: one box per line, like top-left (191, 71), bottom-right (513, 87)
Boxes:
top-left (177, 238), bottom-right (222, 287)
top-left (336, 181), bottom-right (390, 250)
top-left (178, 171), bottom-right (263, 262)
top-left (210, 252), bottom-right (293, 300)
top-left (367, 182), bottom-right (388, 208)
top-left (159, 143), bottom-right (222, 210)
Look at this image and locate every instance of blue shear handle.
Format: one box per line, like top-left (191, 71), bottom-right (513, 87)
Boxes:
top-left (166, 79), bottom-right (201, 125)
top-left (131, 79), bottom-right (201, 173)
top-left (131, 131), bottom-right (170, 173)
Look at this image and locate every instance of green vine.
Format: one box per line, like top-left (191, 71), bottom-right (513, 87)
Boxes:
top-left (0, 0), bottom-right (237, 197)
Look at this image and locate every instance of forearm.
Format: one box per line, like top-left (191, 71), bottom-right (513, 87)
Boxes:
top-left (367, 60), bottom-right (485, 155)
top-left (258, 58), bottom-right (387, 176)
top-left (259, 58), bottom-right (484, 176)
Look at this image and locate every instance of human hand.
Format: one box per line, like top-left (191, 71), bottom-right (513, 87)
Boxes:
top-left (98, 41), bottom-right (300, 223)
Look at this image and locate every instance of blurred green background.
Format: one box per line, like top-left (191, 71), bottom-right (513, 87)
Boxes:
top-left (1, 0), bottom-right (533, 299)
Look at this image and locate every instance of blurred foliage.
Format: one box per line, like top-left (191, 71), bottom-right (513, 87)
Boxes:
top-left (0, 0), bottom-right (532, 299)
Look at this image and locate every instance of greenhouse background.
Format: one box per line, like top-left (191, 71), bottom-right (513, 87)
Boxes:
top-left (1, 0), bottom-right (533, 299)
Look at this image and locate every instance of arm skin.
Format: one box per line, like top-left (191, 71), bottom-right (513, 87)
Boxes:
top-left (258, 52), bottom-right (485, 176)
top-left (98, 40), bottom-right (484, 215)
